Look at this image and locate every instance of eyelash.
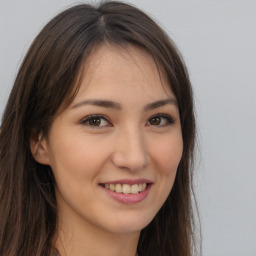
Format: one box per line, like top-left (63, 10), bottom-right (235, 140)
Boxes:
top-left (80, 115), bottom-right (112, 128)
top-left (146, 114), bottom-right (175, 127)
top-left (80, 114), bottom-right (175, 128)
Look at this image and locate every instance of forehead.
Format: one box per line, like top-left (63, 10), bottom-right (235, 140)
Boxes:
top-left (74, 44), bottom-right (174, 103)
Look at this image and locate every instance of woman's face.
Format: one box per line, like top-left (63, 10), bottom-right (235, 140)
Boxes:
top-left (38, 44), bottom-right (183, 235)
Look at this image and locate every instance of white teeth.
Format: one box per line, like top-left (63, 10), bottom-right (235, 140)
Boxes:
top-left (123, 184), bottom-right (131, 194)
top-left (115, 184), bottom-right (122, 193)
top-left (131, 184), bottom-right (138, 194)
top-left (104, 183), bottom-right (147, 194)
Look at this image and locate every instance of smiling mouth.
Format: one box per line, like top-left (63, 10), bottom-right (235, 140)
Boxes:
top-left (100, 183), bottom-right (148, 194)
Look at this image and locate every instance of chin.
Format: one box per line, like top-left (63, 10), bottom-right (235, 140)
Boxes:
top-left (103, 211), bottom-right (155, 235)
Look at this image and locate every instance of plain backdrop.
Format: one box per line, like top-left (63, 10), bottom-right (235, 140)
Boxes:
top-left (0, 1), bottom-right (255, 255)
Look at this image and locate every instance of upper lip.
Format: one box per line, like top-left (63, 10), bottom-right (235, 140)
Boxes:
top-left (99, 179), bottom-right (153, 185)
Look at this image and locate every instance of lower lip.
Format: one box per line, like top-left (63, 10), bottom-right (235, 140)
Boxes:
top-left (100, 184), bottom-right (152, 204)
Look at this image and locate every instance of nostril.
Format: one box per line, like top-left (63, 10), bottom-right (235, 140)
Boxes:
top-left (111, 150), bottom-right (149, 171)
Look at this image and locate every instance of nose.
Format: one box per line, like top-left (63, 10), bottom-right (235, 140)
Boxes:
top-left (111, 127), bottom-right (149, 172)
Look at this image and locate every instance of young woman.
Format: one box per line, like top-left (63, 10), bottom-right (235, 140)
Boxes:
top-left (0, 1), bottom-right (198, 256)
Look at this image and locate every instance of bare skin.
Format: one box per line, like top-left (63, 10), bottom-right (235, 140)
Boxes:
top-left (31, 44), bottom-right (183, 256)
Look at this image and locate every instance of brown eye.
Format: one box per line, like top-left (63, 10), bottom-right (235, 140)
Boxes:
top-left (89, 117), bottom-right (101, 126)
top-left (80, 115), bottom-right (111, 128)
top-left (149, 116), bottom-right (161, 125)
top-left (147, 114), bottom-right (174, 126)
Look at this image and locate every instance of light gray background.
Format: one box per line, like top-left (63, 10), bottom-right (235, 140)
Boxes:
top-left (0, 1), bottom-right (255, 255)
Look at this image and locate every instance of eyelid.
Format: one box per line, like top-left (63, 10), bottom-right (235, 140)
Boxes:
top-left (79, 113), bottom-right (175, 128)
top-left (79, 114), bottom-right (112, 128)
top-left (147, 113), bottom-right (175, 126)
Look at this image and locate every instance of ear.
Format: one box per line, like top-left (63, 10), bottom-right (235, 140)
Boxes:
top-left (30, 131), bottom-right (50, 165)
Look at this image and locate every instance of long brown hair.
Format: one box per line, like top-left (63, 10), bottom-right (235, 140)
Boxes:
top-left (0, 1), bottom-right (198, 255)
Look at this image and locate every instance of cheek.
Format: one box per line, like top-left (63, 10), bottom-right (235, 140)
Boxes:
top-left (146, 134), bottom-right (183, 218)
top-left (151, 135), bottom-right (183, 176)
top-left (48, 135), bottom-right (112, 211)
top-left (48, 134), bottom-right (112, 185)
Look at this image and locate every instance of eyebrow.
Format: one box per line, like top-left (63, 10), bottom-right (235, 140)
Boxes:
top-left (144, 98), bottom-right (178, 111)
top-left (71, 99), bottom-right (122, 110)
top-left (71, 98), bottom-right (177, 111)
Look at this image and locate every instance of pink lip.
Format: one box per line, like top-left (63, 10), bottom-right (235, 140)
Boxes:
top-left (99, 179), bottom-right (153, 204)
top-left (101, 179), bottom-right (153, 185)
